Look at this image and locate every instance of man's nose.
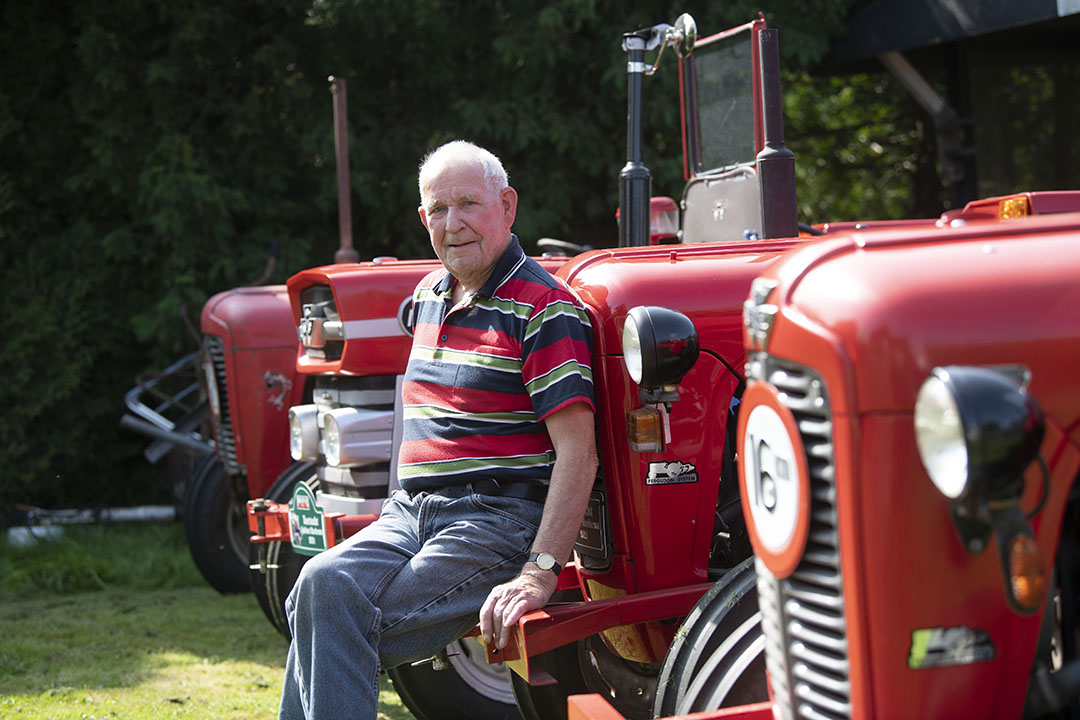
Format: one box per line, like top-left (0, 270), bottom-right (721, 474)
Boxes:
top-left (445, 205), bottom-right (466, 231)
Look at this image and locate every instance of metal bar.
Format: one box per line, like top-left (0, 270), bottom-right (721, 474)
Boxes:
top-left (123, 352), bottom-right (200, 430)
top-left (756, 28), bottom-right (797, 239)
top-left (330, 76), bottom-right (359, 263)
top-left (878, 51), bottom-right (947, 119)
top-left (119, 414), bottom-right (214, 454)
top-left (619, 31), bottom-right (652, 248)
top-left (480, 582), bottom-right (712, 682)
top-left (568, 695), bottom-right (775, 720)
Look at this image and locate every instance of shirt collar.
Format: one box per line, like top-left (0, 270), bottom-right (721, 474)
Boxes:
top-left (434, 234), bottom-right (525, 298)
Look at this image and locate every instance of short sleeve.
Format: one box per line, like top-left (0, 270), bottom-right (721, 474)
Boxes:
top-left (520, 286), bottom-right (595, 420)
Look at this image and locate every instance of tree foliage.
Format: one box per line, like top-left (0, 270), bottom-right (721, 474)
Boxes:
top-left (1, 0), bottom-right (877, 508)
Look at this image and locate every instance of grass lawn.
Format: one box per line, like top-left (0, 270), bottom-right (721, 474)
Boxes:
top-left (0, 522), bottom-right (412, 720)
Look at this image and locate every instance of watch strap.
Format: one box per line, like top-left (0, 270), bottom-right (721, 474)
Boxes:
top-left (527, 552), bottom-right (563, 576)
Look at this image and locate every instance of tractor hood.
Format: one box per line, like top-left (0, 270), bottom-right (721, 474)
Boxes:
top-left (201, 285), bottom-right (297, 350)
top-left (760, 208), bottom-right (1080, 444)
top-left (557, 241), bottom-right (803, 375)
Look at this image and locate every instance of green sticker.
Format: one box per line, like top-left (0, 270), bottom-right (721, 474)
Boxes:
top-left (289, 481), bottom-right (328, 556)
top-left (908, 626), bottom-right (994, 669)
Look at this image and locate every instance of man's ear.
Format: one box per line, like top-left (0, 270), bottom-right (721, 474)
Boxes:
top-left (417, 205), bottom-right (429, 230)
top-left (500, 187), bottom-right (518, 227)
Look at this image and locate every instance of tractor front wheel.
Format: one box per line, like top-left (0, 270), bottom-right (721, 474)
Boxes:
top-left (183, 455), bottom-right (251, 595)
top-left (652, 557), bottom-right (766, 716)
top-left (248, 461), bottom-right (317, 638)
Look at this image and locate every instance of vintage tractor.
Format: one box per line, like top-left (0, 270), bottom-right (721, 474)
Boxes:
top-left (194, 283), bottom-right (307, 592)
top-left (120, 266), bottom-right (302, 595)
top-left (246, 12), bottom-right (815, 720)
top-left (572, 192), bottom-right (1080, 719)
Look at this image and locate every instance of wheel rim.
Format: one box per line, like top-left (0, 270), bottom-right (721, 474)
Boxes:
top-left (677, 612), bottom-right (765, 713)
top-left (446, 639), bottom-right (517, 705)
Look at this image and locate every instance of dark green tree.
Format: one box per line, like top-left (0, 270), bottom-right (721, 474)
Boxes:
top-left (2, 0), bottom-right (866, 509)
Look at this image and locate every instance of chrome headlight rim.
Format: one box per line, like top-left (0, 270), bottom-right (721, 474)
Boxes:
top-left (621, 315), bottom-right (645, 385)
top-left (323, 412), bottom-right (342, 467)
top-left (914, 369), bottom-right (969, 500)
top-left (289, 404), bottom-right (321, 462)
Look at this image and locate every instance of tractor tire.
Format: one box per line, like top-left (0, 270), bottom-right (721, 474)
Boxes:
top-left (182, 455), bottom-right (251, 595)
top-left (510, 592), bottom-right (656, 720)
top-left (387, 639), bottom-right (522, 720)
top-left (652, 557), bottom-right (766, 716)
top-left (248, 461), bottom-right (317, 638)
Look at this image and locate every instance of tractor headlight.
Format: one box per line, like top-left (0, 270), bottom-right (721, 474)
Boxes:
top-left (621, 306), bottom-right (699, 389)
top-left (913, 372), bottom-right (968, 499)
top-left (322, 407), bottom-right (394, 468)
top-left (289, 405), bottom-right (320, 461)
top-left (323, 412), bottom-right (342, 466)
top-left (915, 366), bottom-right (1043, 502)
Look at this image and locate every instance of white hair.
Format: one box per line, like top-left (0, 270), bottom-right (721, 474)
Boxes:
top-left (418, 140), bottom-right (509, 201)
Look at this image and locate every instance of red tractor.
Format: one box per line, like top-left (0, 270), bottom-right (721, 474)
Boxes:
top-left (572, 192), bottom-right (1080, 719)
top-left (248, 12), bottom-right (806, 719)
top-left (194, 284), bottom-right (307, 592)
top-left (120, 278), bottom-right (303, 595)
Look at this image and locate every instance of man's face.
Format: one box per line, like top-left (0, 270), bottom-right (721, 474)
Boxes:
top-left (418, 162), bottom-right (517, 293)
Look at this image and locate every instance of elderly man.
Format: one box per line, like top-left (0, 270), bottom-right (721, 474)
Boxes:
top-left (278, 140), bottom-right (597, 719)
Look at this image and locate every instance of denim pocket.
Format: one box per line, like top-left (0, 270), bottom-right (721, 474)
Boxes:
top-left (467, 493), bottom-right (543, 535)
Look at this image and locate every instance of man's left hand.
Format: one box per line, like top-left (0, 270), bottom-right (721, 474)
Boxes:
top-left (479, 567), bottom-right (558, 650)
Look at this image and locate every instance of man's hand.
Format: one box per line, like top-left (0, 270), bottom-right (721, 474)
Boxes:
top-left (479, 566), bottom-right (558, 650)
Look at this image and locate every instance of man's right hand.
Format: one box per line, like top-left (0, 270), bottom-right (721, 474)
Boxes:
top-left (478, 566), bottom-right (558, 650)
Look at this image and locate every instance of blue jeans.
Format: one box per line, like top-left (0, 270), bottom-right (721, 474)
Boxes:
top-left (278, 487), bottom-right (543, 720)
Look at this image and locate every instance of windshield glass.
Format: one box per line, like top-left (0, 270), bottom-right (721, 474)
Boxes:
top-left (691, 28), bottom-right (756, 174)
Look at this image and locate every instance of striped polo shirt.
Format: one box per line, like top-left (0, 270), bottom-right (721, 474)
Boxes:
top-left (397, 236), bottom-right (594, 493)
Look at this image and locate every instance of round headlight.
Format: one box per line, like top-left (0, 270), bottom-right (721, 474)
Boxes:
top-left (914, 366), bottom-right (1044, 502)
top-left (914, 373), bottom-right (968, 499)
top-left (621, 306), bottom-right (699, 390)
top-left (622, 319), bottom-right (644, 385)
top-left (323, 413), bottom-right (342, 467)
top-left (288, 405), bottom-right (320, 461)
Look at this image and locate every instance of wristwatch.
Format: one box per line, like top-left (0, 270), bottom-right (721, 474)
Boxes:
top-left (527, 552), bottom-right (563, 577)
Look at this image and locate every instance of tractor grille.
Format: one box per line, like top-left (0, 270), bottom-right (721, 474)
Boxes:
top-left (749, 353), bottom-right (850, 720)
top-left (203, 334), bottom-right (241, 476)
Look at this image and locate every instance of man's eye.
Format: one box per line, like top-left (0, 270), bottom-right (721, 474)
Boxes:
top-left (430, 206), bottom-right (447, 215)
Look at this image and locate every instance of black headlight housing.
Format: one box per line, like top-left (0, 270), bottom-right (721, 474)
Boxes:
top-left (915, 365), bottom-right (1044, 504)
top-left (621, 305), bottom-right (700, 392)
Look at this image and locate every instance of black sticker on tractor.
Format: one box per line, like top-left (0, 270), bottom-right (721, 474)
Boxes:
top-left (646, 461), bottom-right (699, 486)
top-left (908, 626), bottom-right (995, 669)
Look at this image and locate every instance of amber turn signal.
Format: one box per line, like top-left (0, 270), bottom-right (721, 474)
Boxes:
top-left (627, 406), bottom-right (663, 452)
top-left (999, 196), bottom-right (1030, 219)
top-left (1008, 533), bottom-right (1045, 612)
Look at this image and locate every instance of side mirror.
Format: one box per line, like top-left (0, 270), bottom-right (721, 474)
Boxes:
top-left (673, 13), bottom-right (697, 58)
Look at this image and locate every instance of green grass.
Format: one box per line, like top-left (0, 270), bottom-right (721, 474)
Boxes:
top-left (0, 523), bottom-right (412, 719)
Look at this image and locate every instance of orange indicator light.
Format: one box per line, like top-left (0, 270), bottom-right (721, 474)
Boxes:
top-left (998, 196), bottom-right (1030, 219)
top-left (1009, 533), bottom-right (1045, 611)
top-left (627, 407), bottom-right (663, 452)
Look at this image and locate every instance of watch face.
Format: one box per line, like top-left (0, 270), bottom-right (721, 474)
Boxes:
top-left (536, 553), bottom-right (554, 570)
